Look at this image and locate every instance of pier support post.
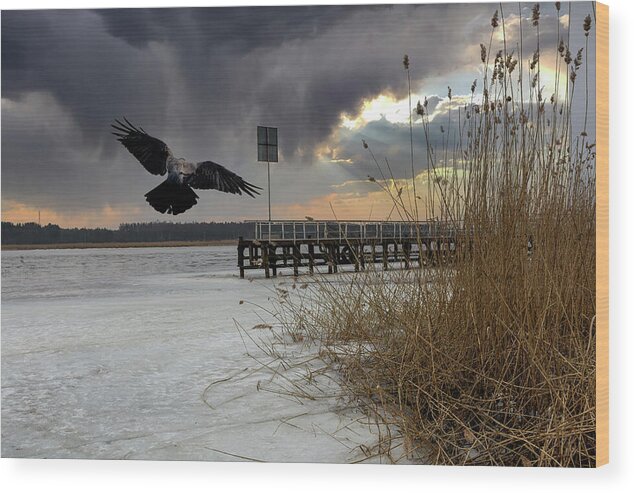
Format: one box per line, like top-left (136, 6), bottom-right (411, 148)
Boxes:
top-left (293, 244), bottom-right (300, 277)
top-left (271, 245), bottom-right (278, 277)
top-left (308, 243), bottom-right (315, 275)
top-left (437, 240), bottom-right (442, 265)
top-left (332, 245), bottom-right (338, 273)
top-left (404, 242), bottom-right (411, 268)
top-left (360, 243), bottom-right (366, 270)
top-left (238, 237), bottom-right (245, 279)
top-left (263, 244), bottom-right (270, 279)
top-left (382, 241), bottom-right (389, 270)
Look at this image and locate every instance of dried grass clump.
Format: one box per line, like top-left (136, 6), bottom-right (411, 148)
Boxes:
top-left (277, 3), bottom-right (596, 466)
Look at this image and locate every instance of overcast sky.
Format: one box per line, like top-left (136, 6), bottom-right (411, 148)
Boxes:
top-left (1, 2), bottom-right (596, 227)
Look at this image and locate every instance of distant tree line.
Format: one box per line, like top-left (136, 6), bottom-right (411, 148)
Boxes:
top-left (1, 221), bottom-right (255, 245)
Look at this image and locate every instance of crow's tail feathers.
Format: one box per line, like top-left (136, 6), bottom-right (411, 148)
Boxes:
top-left (145, 180), bottom-right (199, 215)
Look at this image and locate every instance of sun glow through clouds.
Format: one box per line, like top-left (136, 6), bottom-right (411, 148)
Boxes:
top-left (340, 93), bottom-right (419, 130)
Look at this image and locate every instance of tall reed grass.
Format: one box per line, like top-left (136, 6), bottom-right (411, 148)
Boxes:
top-left (276, 3), bottom-right (596, 466)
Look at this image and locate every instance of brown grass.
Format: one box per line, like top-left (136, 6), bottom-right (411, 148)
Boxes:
top-left (275, 3), bottom-right (596, 467)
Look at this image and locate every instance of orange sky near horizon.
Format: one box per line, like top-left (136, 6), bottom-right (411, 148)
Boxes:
top-left (2, 191), bottom-right (413, 228)
top-left (1, 200), bottom-right (141, 229)
top-left (2, 168), bottom-right (449, 228)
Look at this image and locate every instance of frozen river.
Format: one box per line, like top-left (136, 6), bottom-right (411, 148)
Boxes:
top-left (1, 246), bottom-right (384, 462)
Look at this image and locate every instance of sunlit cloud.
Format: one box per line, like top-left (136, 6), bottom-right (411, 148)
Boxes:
top-left (273, 167), bottom-right (464, 221)
top-left (339, 92), bottom-right (420, 130)
top-left (493, 14), bottom-right (522, 44)
top-left (314, 142), bottom-right (356, 164)
top-left (559, 14), bottom-right (570, 29)
top-left (428, 95), bottom-right (474, 121)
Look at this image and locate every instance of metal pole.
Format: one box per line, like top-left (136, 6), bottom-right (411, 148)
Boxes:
top-left (267, 160), bottom-right (272, 222)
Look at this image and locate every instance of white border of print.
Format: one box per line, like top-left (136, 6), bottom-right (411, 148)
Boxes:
top-left (1, 1), bottom-right (632, 492)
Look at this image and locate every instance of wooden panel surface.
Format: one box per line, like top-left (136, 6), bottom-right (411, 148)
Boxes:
top-left (596, 0), bottom-right (609, 468)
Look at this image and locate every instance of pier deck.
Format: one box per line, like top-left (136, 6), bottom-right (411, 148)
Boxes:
top-left (237, 220), bottom-right (461, 278)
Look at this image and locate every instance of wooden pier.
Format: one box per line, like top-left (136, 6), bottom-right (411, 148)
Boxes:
top-left (237, 220), bottom-right (460, 278)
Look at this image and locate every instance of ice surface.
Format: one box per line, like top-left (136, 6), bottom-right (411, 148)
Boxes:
top-left (1, 246), bottom-right (393, 462)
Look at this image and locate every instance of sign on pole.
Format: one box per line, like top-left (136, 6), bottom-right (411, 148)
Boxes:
top-left (257, 126), bottom-right (278, 163)
top-left (257, 126), bottom-right (278, 222)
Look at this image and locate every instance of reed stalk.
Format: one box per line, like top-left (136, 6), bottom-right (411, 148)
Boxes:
top-left (276, 3), bottom-right (596, 467)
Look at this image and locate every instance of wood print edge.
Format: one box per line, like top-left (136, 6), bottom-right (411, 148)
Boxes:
top-left (595, 0), bottom-right (609, 468)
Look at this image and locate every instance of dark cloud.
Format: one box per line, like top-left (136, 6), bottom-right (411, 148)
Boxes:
top-left (98, 6), bottom-right (359, 50)
top-left (1, 3), bottom-right (596, 224)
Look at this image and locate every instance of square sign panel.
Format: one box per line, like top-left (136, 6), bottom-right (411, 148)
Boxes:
top-left (257, 126), bottom-right (278, 162)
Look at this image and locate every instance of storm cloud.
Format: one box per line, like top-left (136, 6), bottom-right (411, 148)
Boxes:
top-left (1, 3), bottom-right (596, 226)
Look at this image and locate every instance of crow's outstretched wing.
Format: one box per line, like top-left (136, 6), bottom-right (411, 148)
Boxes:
top-left (186, 161), bottom-right (261, 197)
top-left (112, 118), bottom-right (171, 176)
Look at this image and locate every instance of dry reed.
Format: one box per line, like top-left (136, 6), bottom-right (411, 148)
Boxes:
top-left (275, 3), bottom-right (596, 466)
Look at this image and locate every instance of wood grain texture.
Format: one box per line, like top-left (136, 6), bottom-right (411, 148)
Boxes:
top-left (596, 0), bottom-right (609, 468)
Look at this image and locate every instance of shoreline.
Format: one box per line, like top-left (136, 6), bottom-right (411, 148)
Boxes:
top-left (1, 239), bottom-right (238, 251)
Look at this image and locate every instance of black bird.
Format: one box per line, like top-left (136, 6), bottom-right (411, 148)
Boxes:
top-left (112, 119), bottom-right (261, 215)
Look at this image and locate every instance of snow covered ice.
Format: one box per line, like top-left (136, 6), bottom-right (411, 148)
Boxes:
top-left (1, 246), bottom-right (390, 462)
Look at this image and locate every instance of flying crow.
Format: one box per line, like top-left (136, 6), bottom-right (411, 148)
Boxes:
top-left (112, 119), bottom-right (261, 215)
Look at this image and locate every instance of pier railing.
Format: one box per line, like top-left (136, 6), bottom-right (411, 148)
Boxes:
top-left (249, 220), bottom-right (455, 242)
